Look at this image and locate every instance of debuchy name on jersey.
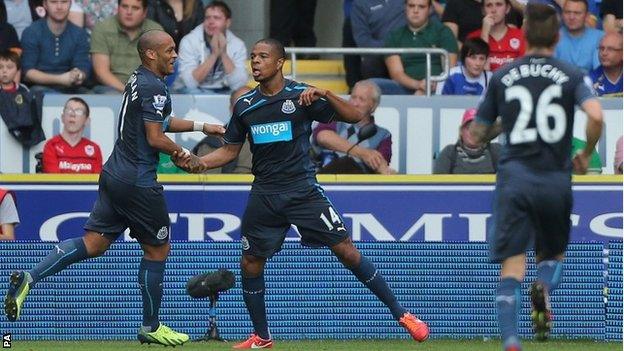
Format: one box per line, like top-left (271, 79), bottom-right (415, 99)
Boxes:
top-left (224, 80), bottom-right (336, 194)
top-left (476, 55), bottom-right (595, 172)
top-left (103, 66), bottom-right (172, 187)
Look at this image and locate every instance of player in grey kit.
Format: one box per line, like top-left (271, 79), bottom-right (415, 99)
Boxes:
top-left (173, 38), bottom-right (429, 349)
top-left (4, 30), bottom-right (224, 347)
top-left (469, 4), bottom-right (603, 351)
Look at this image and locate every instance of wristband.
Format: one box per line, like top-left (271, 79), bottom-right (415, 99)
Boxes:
top-left (193, 121), bottom-right (204, 132)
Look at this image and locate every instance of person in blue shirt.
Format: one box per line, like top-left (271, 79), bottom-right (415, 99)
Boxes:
top-left (173, 38), bottom-right (430, 349)
top-left (555, 0), bottom-right (603, 73)
top-left (4, 30), bottom-right (224, 347)
top-left (20, 0), bottom-right (91, 93)
top-left (438, 37), bottom-right (492, 95)
top-left (590, 31), bottom-right (623, 96)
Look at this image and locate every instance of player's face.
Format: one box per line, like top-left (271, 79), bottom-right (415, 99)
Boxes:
top-left (562, 1), bottom-right (588, 32)
top-left (405, 0), bottom-right (430, 29)
top-left (598, 35), bottom-right (623, 68)
top-left (0, 59), bottom-right (18, 86)
top-left (155, 36), bottom-right (178, 76)
top-left (203, 7), bottom-right (230, 36)
top-left (349, 85), bottom-right (376, 118)
top-left (61, 100), bottom-right (89, 134)
top-left (250, 43), bottom-right (284, 82)
top-left (464, 53), bottom-right (488, 78)
top-left (118, 0), bottom-right (147, 30)
top-left (44, 0), bottom-right (71, 23)
top-left (483, 0), bottom-right (509, 25)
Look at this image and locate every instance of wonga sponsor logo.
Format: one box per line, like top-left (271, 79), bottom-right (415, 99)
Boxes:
top-left (250, 121), bottom-right (293, 144)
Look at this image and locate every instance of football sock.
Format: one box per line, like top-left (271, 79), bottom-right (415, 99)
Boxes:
top-left (349, 255), bottom-right (407, 320)
top-left (496, 277), bottom-right (522, 348)
top-left (537, 260), bottom-right (563, 293)
top-left (29, 237), bottom-right (89, 286)
top-left (139, 258), bottom-right (165, 331)
top-left (242, 274), bottom-right (270, 340)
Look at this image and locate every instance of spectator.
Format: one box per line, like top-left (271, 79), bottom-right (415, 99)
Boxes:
top-left (615, 135), bottom-right (623, 174)
top-left (589, 32), bottom-right (622, 96)
top-left (20, 0), bottom-right (90, 94)
top-left (555, 0), bottom-right (603, 73)
top-left (175, 1), bottom-right (247, 94)
top-left (69, 0), bottom-right (117, 34)
top-left (437, 37), bottom-right (492, 95)
top-left (600, 0), bottom-right (622, 33)
top-left (0, 50), bottom-right (45, 147)
top-left (467, 0), bottom-right (525, 71)
top-left (0, 2), bottom-right (21, 54)
top-left (42, 97), bottom-right (102, 174)
top-left (5, 0), bottom-right (45, 39)
top-left (147, 0), bottom-right (203, 47)
top-left (192, 86), bottom-right (252, 174)
top-left (313, 79), bottom-right (393, 174)
top-left (90, 0), bottom-right (162, 94)
top-left (433, 108), bottom-right (501, 174)
top-left (351, 0), bottom-right (406, 79)
top-left (372, 0), bottom-right (458, 95)
top-left (342, 0), bottom-right (361, 90)
top-left (269, 0), bottom-right (317, 58)
top-left (0, 188), bottom-right (19, 241)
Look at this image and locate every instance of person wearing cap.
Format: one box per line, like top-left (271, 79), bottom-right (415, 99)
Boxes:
top-left (433, 108), bottom-right (501, 174)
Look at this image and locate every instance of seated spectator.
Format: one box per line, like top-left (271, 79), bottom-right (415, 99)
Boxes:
top-left (68, 0), bottom-right (117, 34)
top-left (555, 0), bottom-right (603, 73)
top-left (372, 0), bottom-right (458, 95)
top-left (466, 0), bottom-right (525, 71)
top-left (0, 50), bottom-right (45, 147)
top-left (600, 0), bottom-right (622, 34)
top-left (20, 0), bottom-right (90, 94)
top-left (5, 0), bottom-right (45, 39)
top-left (433, 108), bottom-right (501, 174)
top-left (147, 0), bottom-right (203, 47)
top-left (175, 1), bottom-right (247, 94)
top-left (437, 37), bottom-right (491, 95)
top-left (590, 32), bottom-right (622, 96)
top-left (0, 2), bottom-right (21, 54)
top-left (42, 97), bottom-right (102, 173)
top-left (313, 80), bottom-right (393, 174)
top-left (0, 188), bottom-right (19, 241)
top-left (90, 0), bottom-right (162, 94)
top-left (351, 0), bottom-right (406, 79)
top-left (615, 135), bottom-right (623, 174)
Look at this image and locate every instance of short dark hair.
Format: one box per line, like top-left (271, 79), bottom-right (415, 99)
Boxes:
top-left (524, 3), bottom-right (560, 49)
top-left (482, 0), bottom-right (511, 7)
top-left (117, 0), bottom-right (148, 9)
top-left (460, 38), bottom-right (490, 63)
top-left (404, 0), bottom-right (433, 7)
top-left (564, 0), bottom-right (588, 11)
top-left (0, 50), bottom-right (21, 70)
top-left (205, 0), bottom-right (232, 19)
top-left (255, 38), bottom-right (286, 59)
top-left (65, 97), bottom-right (90, 118)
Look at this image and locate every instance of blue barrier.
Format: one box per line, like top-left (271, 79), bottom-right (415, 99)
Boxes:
top-left (0, 242), bottom-right (616, 341)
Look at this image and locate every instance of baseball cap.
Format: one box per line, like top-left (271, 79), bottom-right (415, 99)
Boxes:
top-left (461, 108), bottom-right (477, 127)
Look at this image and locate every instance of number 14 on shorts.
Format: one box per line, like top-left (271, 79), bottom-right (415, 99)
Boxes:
top-left (320, 206), bottom-right (346, 231)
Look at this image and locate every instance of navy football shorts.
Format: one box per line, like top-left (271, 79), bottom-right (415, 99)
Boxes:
top-left (84, 172), bottom-right (171, 246)
top-left (240, 185), bottom-right (350, 258)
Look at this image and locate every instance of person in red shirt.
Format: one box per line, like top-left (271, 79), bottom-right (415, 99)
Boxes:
top-left (42, 97), bottom-right (102, 173)
top-left (467, 0), bottom-right (526, 71)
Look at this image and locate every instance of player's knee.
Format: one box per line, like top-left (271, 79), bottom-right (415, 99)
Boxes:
top-left (83, 232), bottom-right (112, 258)
top-left (240, 255), bottom-right (265, 277)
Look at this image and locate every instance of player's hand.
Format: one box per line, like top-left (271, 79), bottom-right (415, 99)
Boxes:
top-left (572, 151), bottom-right (590, 175)
top-left (298, 86), bottom-right (327, 106)
top-left (203, 123), bottom-right (226, 136)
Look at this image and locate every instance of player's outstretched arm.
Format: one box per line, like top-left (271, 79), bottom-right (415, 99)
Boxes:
top-left (298, 86), bottom-right (364, 123)
top-left (573, 99), bottom-right (603, 174)
top-left (145, 121), bottom-right (190, 157)
top-left (166, 117), bottom-right (226, 136)
top-left (469, 118), bottom-right (501, 145)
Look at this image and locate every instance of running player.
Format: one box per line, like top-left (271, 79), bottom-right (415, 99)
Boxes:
top-left (174, 38), bottom-right (430, 349)
top-left (3, 30), bottom-right (224, 347)
top-left (470, 4), bottom-right (603, 351)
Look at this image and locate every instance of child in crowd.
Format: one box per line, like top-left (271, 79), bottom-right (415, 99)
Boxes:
top-left (437, 38), bottom-right (492, 96)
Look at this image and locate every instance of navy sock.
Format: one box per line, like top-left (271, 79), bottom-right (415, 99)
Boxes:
top-left (139, 259), bottom-right (165, 331)
top-left (29, 237), bottom-right (89, 286)
top-left (349, 255), bottom-right (407, 320)
top-left (242, 274), bottom-right (270, 340)
top-left (496, 277), bottom-right (522, 348)
top-left (537, 260), bottom-right (563, 293)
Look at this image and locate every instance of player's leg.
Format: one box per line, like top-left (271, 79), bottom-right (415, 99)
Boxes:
top-left (497, 254), bottom-right (526, 351)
